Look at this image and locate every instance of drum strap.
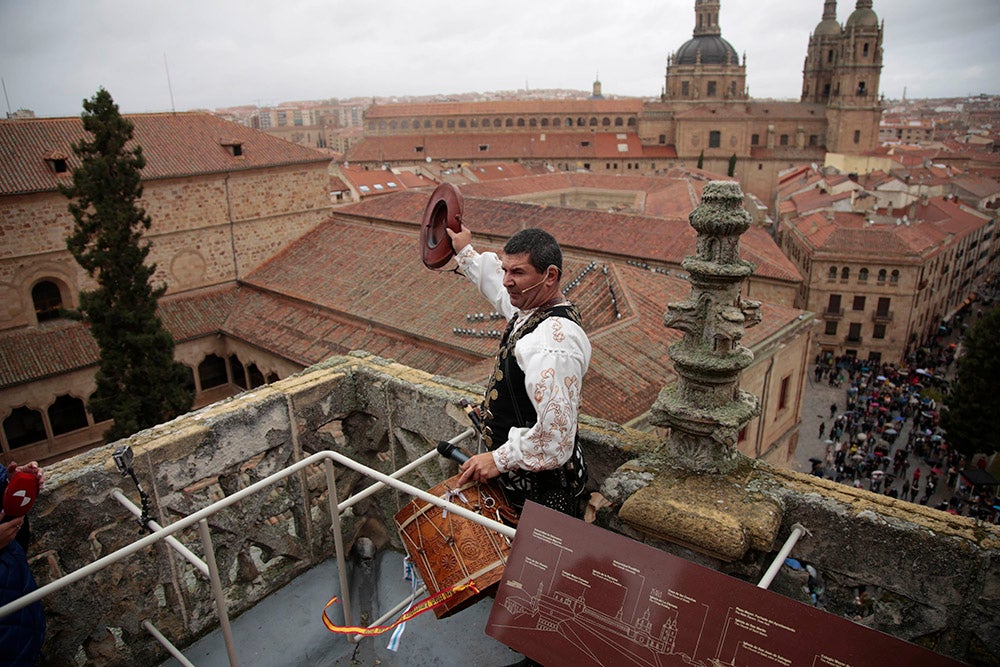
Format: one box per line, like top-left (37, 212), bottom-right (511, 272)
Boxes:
top-left (321, 581), bottom-right (480, 636)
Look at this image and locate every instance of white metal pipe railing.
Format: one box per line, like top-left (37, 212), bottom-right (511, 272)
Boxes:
top-left (112, 489), bottom-right (210, 578)
top-left (143, 620), bottom-right (197, 667)
top-left (757, 523), bottom-right (809, 589)
top-left (0, 442), bottom-right (515, 638)
top-left (198, 518), bottom-right (239, 667)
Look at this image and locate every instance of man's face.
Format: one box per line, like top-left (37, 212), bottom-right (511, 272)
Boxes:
top-left (501, 252), bottom-right (554, 310)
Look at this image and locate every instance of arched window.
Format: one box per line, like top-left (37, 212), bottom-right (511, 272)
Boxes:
top-left (435, 120), bottom-right (443, 128)
top-left (877, 269), bottom-right (887, 284)
top-left (48, 394), bottom-right (88, 436)
top-left (482, 117), bottom-right (490, 127)
top-left (377, 121), bottom-right (386, 130)
top-left (627, 118), bottom-right (636, 127)
top-left (247, 364), bottom-right (265, 389)
top-left (32, 280), bottom-right (63, 322)
top-left (540, 118), bottom-right (549, 127)
top-left (588, 117), bottom-right (598, 127)
top-left (447, 119), bottom-right (455, 128)
top-left (3, 407), bottom-right (46, 449)
top-left (198, 354), bottom-right (228, 390)
top-left (566, 117), bottom-right (573, 127)
top-left (458, 119), bottom-right (467, 128)
top-left (615, 117), bottom-right (623, 127)
top-left (858, 268), bottom-right (869, 283)
top-left (529, 118), bottom-right (537, 127)
top-left (400, 120), bottom-right (409, 130)
top-left (389, 121), bottom-right (397, 130)
top-left (553, 118), bottom-right (562, 127)
top-left (493, 118), bottom-right (502, 128)
top-left (265, 372), bottom-right (280, 384)
top-left (229, 355), bottom-right (247, 389)
top-left (841, 267), bottom-right (850, 280)
top-left (828, 267), bottom-right (837, 281)
top-left (505, 118), bottom-right (513, 128)
top-left (517, 118), bottom-right (525, 127)
top-left (602, 117), bottom-right (611, 126)
top-left (890, 269), bottom-right (900, 285)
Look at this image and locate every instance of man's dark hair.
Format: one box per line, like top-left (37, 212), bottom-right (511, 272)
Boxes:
top-left (504, 228), bottom-right (562, 274)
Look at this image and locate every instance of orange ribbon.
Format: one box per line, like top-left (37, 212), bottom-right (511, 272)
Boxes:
top-left (321, 581), bottom-right (480, 636)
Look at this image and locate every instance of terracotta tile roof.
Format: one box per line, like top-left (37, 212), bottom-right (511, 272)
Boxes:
top-left (0, 321), bottom-right (99, 386)
top-left (0, 285), bottom-right (236, 387)
top-left (467, 163), bottom-right (533, 181)
top-left (157, 285), bottom-right (239, 342)
top-left (457, 172), bottom-right (704, 219)
top-left (363, 99), bottom-right (644, 118)
top-left (345, 131), bottom-right (668, 163)
top-left (240, 221), bottom-right (806, 423)
top-left (0, 113), bottom-right (330, 196)
top-left (1, 219), bottom-right (809, 424)
top-left (790, 211), bottom-right (946, 259)
top-left (335, 190), bottom-right (801, 283)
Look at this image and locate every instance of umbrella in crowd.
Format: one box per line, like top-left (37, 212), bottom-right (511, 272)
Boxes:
top-left (885, 428), bottom-right (898, 435)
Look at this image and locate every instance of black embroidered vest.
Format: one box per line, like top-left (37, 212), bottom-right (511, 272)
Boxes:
top-left (481, 304), bottom-right (587, 498)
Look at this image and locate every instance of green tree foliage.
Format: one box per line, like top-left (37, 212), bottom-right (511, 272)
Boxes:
top-left (61, 88), bottom-right (193, 441)
top-left (697, 149), bottom-right (705, 170)
top-left (728, 153), bottom-right (737, 177)
top-left (940, 305), bottom-right (1000, 457)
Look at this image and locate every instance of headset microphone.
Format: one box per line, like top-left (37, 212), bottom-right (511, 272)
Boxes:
top-left (518, 276), bottom-right (548, 295)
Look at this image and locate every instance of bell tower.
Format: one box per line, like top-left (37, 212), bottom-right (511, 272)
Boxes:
top-left (801, 0), bottom-right (841, 104)
top-left (825, 0), bottom-right (884, 153)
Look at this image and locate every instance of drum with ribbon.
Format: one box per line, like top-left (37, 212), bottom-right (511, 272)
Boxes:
top-left (393, 474), bottom-right (517, 618)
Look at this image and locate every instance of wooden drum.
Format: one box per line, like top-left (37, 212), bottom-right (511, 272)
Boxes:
top-left (394, 474), bottom-right (516, 618)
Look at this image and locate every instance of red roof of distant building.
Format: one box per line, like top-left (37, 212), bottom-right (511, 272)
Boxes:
top-left (0, 113), bottom-right (331, 196)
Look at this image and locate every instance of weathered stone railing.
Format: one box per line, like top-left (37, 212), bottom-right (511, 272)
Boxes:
top-left (23, 353), bottom-right (1000, 665)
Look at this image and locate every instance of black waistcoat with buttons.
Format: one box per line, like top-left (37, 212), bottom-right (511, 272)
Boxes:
top-left (482, 304), bottom-right (584, 470)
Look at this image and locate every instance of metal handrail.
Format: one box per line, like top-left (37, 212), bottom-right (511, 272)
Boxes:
top-left (1, 428), bottom-right (513, 664)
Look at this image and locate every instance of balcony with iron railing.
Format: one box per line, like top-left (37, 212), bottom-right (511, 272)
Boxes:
top-left (871, 310), bottom-right (894, 323)
top-left (821, 307), bottom-right (845, 320)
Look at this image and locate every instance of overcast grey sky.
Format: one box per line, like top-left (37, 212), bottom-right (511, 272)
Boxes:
top-left (1, 0), bottom-right (998, 118)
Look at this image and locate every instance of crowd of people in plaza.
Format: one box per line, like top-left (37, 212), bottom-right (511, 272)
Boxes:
top-left (809, 347), bottom-right (999, 524)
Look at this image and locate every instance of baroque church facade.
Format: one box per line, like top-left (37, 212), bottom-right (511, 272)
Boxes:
top-left (348, 0), bottom-right (885, 206)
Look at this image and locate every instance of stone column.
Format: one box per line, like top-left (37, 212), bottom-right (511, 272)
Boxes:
top-left (649, 180), bottom-right (761, 473)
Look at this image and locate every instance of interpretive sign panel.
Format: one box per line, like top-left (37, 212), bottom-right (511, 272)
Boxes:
top-left (487, 502), bottom-right (961, 667)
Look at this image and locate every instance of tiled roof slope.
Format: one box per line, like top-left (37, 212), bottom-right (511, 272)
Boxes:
top-left (458, 172), bottom-right (705, 219)
top-left (364, 99), bottom-right (644, 118)
top-left (0, 321), bottom-right (99, 386)
top-left (0, 285), bottom-right (236, 387)
top-left (791, 211), bottom-right (945, 259)
top-left (221, 289), bottom-right (478, 377)
top-left (242, 221), bottom-right (807, 423)
top-left (0, 113), bottom-right (330, 195)
top-left (336, 191), bottom-right (801, 283)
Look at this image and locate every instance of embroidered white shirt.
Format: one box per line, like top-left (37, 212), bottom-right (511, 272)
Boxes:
top-left (455, 245), bottom-right (591, 473)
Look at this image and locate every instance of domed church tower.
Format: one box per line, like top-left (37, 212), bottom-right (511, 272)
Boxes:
top-left (824, 0), bottom-right (884, 152)
top-left (801, 0), bottom-right (842, 104)
top-left (664, 0), bottom-right (747, 102)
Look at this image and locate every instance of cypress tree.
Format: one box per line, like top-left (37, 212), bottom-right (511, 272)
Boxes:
top-left (61, 88), bottom-right (193, 441)
top-left (728, 153), bottom-right (737, 177)
top-left (697, 149), bottom-right (705, 170)
top-left (940, 305), bottom-right (1000, 457)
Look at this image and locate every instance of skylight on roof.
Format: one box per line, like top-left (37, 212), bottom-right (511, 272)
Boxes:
top-left (617, 143), bottom-right (629, 152)
top-left (387, 182), bottom-right (398, 188)
top-left (359, 185), bottom-right (371, 192)
top-left (374, 184), bottom-right (384, 190)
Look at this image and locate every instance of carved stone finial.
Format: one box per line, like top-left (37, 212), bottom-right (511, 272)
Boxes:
top-left (650, 180), bottom-right (760, 473)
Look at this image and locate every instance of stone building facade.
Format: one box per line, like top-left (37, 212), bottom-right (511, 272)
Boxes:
top-left (0, 113), bottom-right (333, 462)
top-left (779, 201), bottom-right (998, 362)
top-left (347, 0), bottom-right (884, 207)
